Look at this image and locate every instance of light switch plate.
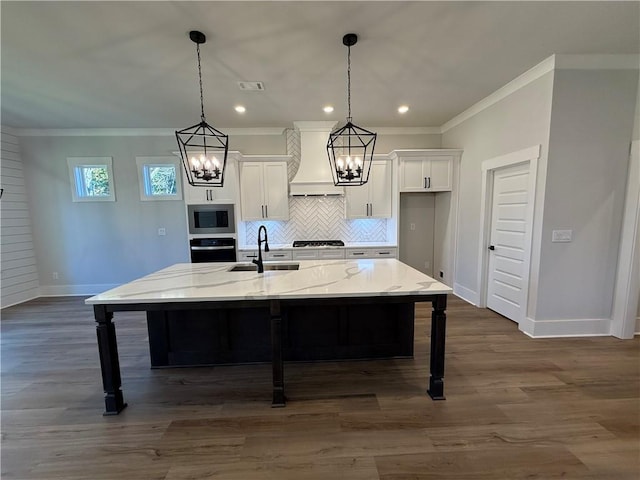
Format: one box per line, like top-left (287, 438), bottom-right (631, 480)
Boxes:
top-left (552, 229), bottom-right (572, 242)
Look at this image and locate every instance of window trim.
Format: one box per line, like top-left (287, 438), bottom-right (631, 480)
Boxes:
top-left (135, 156), bottom-right (183, 202)
top-left (67, 157), bottom-right (116, 202)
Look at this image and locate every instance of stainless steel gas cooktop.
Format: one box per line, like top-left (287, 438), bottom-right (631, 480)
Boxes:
top-left (292, 240), bottom-right (345, 248)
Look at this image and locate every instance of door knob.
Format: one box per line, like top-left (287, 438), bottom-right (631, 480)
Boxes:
top-left (488, 245), bottom-right (495, 250)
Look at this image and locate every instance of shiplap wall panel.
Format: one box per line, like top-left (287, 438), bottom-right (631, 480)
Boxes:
top-left (1, 130), bottom-right (39, 307)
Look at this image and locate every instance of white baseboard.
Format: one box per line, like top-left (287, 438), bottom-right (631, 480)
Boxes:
top-left (39, 284), bottom-right (119, 297)
top-left (0, 288), bottom-right (40, 309)
top-left (453, 283), bottom-right (478, 306)
top-left (519, 316), bottom-right (611, 338)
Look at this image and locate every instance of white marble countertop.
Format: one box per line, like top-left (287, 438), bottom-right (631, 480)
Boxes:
top-left (85, 259), bottom-right (451, 305)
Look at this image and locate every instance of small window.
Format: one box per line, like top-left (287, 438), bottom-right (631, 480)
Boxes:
top-left (136, 156), bottom-right (182, 201)
top-left (67, 157), bottom-right (116, 202)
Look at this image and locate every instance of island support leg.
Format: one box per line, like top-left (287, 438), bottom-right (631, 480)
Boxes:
top-left (427, 294), bottom-right (447, 400)
top-left (94, 305), bottom-right (127, 415)
top-left (270, 300), bottom-right (286, 407)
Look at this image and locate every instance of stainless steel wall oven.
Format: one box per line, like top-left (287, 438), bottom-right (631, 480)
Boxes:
top-left (189, 237), bottom-right (236, 263)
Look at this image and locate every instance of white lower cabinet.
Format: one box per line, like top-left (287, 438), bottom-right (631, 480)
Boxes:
top-left (241, 247), bottom-right (396, 262)
top-left (292, 249), bottom-right (346, 260)
top-left (345, 247), bottom-right (397, 259)
top-left (265, 250), bottom-right (292, 261)
top-left (238, 249), bottom-right (293, 261)
top-left (238, 250), bottom-right (258, 262)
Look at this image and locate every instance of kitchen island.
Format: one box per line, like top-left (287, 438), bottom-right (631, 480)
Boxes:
top-left (86, 259), bottom-right (452, 415)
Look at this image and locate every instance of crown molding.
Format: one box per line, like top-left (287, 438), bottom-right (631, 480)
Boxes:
top-left (441, 55), bottom-right (556, 134)
top-left (372, 127), bottom-right (441, 135)
top-left (555, 54), bottom-right (640, 70)
top-left (1, 125), bottom-right (20, 136)
top-left (9, 125), bottom-right (442, 137)
top-left (11, 127), bottom-right (289, 137)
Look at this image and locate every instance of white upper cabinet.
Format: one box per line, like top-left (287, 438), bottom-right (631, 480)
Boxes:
top-left (393, 150), bottom-right (461, 193)
top-left (345, 160), bottom-right (392, 219)
top-left (239, 158), bottom-right (290, 221)
top-left (182, 154), bottom-right (239, 204)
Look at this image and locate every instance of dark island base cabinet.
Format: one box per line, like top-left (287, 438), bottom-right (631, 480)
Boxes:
top-left (146, 303), bottom-right (415, 367)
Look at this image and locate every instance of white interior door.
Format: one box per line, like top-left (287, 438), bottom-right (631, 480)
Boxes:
top-left (486, 163), bottom-right (530, 322)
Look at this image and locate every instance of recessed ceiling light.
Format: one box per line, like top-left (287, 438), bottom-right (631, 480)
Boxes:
top-left (323, 105), bottom-right (334, 113)
top-left (234, 105), bottom-right (246, 113)
top-left (398, 105), bottom-right (409, 114)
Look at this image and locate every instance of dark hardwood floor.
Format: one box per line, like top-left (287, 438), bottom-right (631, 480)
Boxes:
top-left (1, 295), bottom-right (638, 479)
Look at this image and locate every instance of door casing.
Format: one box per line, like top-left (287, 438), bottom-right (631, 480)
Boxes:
top-left (476, 145), bottom-right (540, 324)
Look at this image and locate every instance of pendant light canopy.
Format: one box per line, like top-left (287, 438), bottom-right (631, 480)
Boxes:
top-left (176, 30), bottom-right (229, 187)
top-left (327, 33), bottom-right (377, 187)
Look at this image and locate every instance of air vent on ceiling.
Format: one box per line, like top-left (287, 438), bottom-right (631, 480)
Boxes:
top-left (237, 81), bottom-right (265, 91)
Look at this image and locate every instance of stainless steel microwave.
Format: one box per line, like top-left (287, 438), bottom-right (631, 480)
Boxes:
top-left (187, 204), bottom-right (236, 235)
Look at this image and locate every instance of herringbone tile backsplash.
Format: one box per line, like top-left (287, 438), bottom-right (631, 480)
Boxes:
top-left (244, 196), bottom-right (388, 245)
top-left (242, 129), bottom-right (388, 246)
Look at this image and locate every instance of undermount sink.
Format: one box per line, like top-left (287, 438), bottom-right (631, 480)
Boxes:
top-left (229, 263), bottom-right (300, 272)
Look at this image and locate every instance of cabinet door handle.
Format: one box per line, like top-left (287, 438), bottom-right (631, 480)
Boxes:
top-left (206, 190), bottom-right (209, 201)
top-left (352, 252), bottom-right (364, 256)
top-left (265, 205), bottom-right (268, 218)
top-left (261, 205), bottom-right (265, 218)
top-left (424, 177), bottom-right (427, 189)
top-left (369, 203), bottom-right (373, 216)
top-left (272, 254), bottom-right (286, 258)
top-left (427, 177), bottom-right (431, 189)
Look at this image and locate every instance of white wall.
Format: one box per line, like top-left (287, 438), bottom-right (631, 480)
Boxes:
top-left (441, 72), bottom-right (555, 304)
top-left (20, 134), bottom-right (191, 294)
top-left (376, 133), bottom-right (441, 152)
top-left (399, 193), bottom-right (435, 276)
top-left (1, 129), bottom-right (40, 306)
top-left (535, 68), bottom-right (638, 322)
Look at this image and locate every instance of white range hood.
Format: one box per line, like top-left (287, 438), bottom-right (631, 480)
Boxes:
top-left (289, 121), bottom-right (344, 196)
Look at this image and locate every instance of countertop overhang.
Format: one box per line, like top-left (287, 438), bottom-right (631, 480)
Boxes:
top-left (85, 259), bottom-right (452, 305)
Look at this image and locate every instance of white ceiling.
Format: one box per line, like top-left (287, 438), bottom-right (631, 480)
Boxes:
top-left (1, 1), bottom-right (638, 130)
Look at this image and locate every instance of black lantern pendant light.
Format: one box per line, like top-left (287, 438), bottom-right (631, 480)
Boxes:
top-left (327, 33), bottom-right (377, 187)
top-left (176, 30), bottom-right (229, 187)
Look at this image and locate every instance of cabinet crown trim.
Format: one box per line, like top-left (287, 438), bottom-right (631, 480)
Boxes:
top-left (389, 149), bottom-right (463, 159)
top-left (238, 155), bottom-right (292, 162)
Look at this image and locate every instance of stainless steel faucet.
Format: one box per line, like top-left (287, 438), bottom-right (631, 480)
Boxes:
top-left (253, 225), bottom-right (270, 273)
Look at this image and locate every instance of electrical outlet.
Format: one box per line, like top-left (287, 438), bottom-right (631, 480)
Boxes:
top-left (552, 229), bottom-right (572, 242)
top-left (410, 223), bottom-right (416, 231)
top-left (52, 272), bottom-right (58, 280)
top-left (439, 271), bottom-right (444, 278)
top-left (158, 228), bottom-right (166, 236)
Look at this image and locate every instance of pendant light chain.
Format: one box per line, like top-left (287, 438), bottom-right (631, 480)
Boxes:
top-left (176, 30), bottom-right (229, 188)
top-left (196, 42), bottom-right (206, 123)
top-left (347, 44), bottom-right (352, 122)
